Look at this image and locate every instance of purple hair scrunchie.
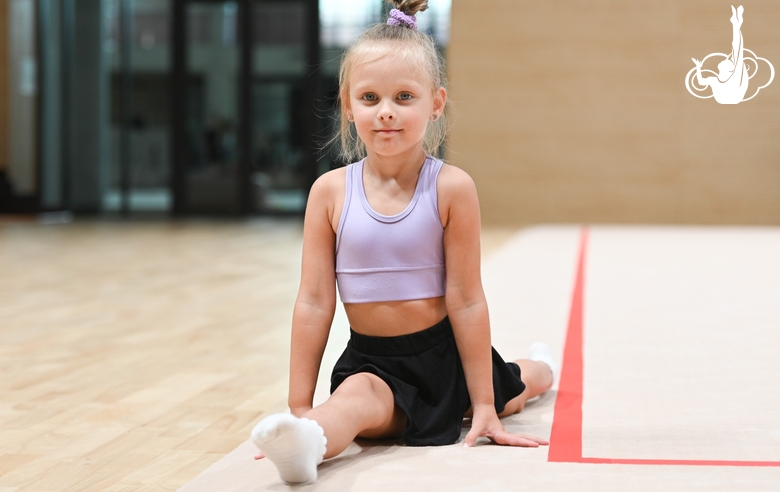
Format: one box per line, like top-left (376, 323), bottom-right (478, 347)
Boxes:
top-left (387, 8), bottom-right (417, 30)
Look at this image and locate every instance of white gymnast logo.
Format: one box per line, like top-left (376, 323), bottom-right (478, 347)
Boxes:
top-left (685, 5), bottom-right (774, 104)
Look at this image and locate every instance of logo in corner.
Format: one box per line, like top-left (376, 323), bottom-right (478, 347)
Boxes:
top-left (685, 5), bottom-right (774, 104)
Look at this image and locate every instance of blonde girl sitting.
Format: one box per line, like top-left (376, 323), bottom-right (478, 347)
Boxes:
top-left (251, 0), bottom-right (557, 485)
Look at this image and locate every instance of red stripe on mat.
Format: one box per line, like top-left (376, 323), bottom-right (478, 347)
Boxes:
top-left (547, 227), bottom-right (587, 463)
top-left (546, 227), bottom-right (780, 467)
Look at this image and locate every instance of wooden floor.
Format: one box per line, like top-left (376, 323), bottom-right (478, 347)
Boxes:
top-left (0, 219), bottom-right (518, 491)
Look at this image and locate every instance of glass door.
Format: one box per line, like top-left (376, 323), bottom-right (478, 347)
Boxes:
top-left (172, 0), bottom-right (318, 215)
top-left (104, 0), bottom-right (174, 214)
top-left (173, 0), bottom-right (241, 214)
top-left (250, 0), bottom-right (318, 213)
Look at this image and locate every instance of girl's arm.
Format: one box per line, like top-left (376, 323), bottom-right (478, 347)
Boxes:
top-left (439, 165), bottom-right (542, 447)
top-left (439, 166), bottom-right (494, 408)
top-left (287, 173), bottom-right (339, 416)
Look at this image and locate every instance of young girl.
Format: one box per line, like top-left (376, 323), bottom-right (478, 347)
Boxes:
top-left (251, 0), bottom-right (557, 484)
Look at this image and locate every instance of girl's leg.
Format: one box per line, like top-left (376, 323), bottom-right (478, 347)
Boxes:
top-left (464, 344), bottom-right (556, 419)
top-left (305, 372), bottom-right (406, 458)
top-left (498, 359), bottom-right (553, 416)
top-left (252, 372), bottom-right (405, 484)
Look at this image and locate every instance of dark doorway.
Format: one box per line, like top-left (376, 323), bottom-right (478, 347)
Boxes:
top-left (171, 0), bottom-right (319, 215)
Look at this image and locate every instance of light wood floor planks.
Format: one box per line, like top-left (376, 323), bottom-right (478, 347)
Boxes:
top-left (0, 219), bottom-right (518, 491)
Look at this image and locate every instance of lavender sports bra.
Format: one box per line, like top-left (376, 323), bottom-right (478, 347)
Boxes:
top-left (335, 157), bottom-right (446, 303)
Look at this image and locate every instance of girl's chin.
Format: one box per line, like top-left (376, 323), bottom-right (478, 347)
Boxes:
top-left (368, 149), bottom-right (425, 160)
top-left (366, 141), bottom-right (426, 157)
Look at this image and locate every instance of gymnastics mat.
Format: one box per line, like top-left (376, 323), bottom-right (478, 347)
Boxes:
top-left (179, 226), bottom-right (780, 491)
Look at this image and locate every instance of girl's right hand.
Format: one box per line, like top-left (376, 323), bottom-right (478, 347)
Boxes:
top-left (465, 405), bottom-right (549, 448)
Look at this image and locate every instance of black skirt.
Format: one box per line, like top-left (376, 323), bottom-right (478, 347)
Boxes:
top-left (330, 317), bottom-right (526, 446)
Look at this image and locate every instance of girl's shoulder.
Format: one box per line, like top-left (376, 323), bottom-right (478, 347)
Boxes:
top-left (436, 163), bottom-right (479, 227)
top-left (310, 166), bottom-right (347, 199)
top-left (307, 167), bottom-right (348, 230)
top-left (437, 162), bottom-right (477, 199)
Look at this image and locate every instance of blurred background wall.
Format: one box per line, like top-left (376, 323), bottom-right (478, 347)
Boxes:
top-left (0, 0), bottom-right (450, 216)
top-left (1, 1), bottom-right (778, 224)
top-left (448, 0), bottom-right (780, 225)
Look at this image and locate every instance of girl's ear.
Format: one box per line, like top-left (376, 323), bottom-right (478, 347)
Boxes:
top-left (340, 86), bottom-right (352, 111)
top-left (341, 94), bottom-right (353, 121)
top-left (433, 87), bottom-right (447, 115)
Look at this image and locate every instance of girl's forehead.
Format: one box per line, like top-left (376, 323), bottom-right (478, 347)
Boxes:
top-left (356, 49), bottom-right (416, 69)
top-left (349, 49), bottom-right (432, 87)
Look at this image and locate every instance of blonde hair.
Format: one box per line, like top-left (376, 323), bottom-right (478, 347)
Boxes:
top-left (334, 0), bottom-right (450, 163)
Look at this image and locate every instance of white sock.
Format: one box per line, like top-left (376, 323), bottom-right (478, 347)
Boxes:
top-left (251, 413), bottom-right (327, 485)
top-left (528, 342), bottom-right (558, 384)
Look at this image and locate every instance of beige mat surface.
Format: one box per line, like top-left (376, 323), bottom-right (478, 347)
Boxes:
top-left (179, 226), bottom-right (780, 491)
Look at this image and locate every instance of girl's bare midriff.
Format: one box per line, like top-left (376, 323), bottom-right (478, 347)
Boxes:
top-left (344, 296), bottom-right (447, 337)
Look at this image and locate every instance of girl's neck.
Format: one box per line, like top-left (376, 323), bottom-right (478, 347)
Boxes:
top-left (364, 148), bottom-right (428, 182)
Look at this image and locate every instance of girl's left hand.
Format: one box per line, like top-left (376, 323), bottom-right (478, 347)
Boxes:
top-left (464, 406), bottom-right (549, 448)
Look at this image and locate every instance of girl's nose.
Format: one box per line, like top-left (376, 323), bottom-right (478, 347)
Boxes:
top-left (377, 103), bottom-right (395, 120)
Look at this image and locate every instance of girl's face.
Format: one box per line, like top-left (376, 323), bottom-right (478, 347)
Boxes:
top-left (347, 52), bottom-right (446, 161)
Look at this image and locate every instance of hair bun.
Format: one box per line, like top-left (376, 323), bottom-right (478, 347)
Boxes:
top-left (388, 0), bottom-right (429, 16)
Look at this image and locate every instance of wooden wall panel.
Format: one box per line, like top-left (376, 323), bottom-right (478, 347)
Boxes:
top-left (0, 0), bottom-right (9, 172)
top-left (447, 1), bottom-right (780, 225)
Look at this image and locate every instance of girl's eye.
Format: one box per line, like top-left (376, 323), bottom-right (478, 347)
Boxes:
top-left (398, 93), bottom-right (412, 101)
top-left (363, 93), bottom-right (377, 102)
